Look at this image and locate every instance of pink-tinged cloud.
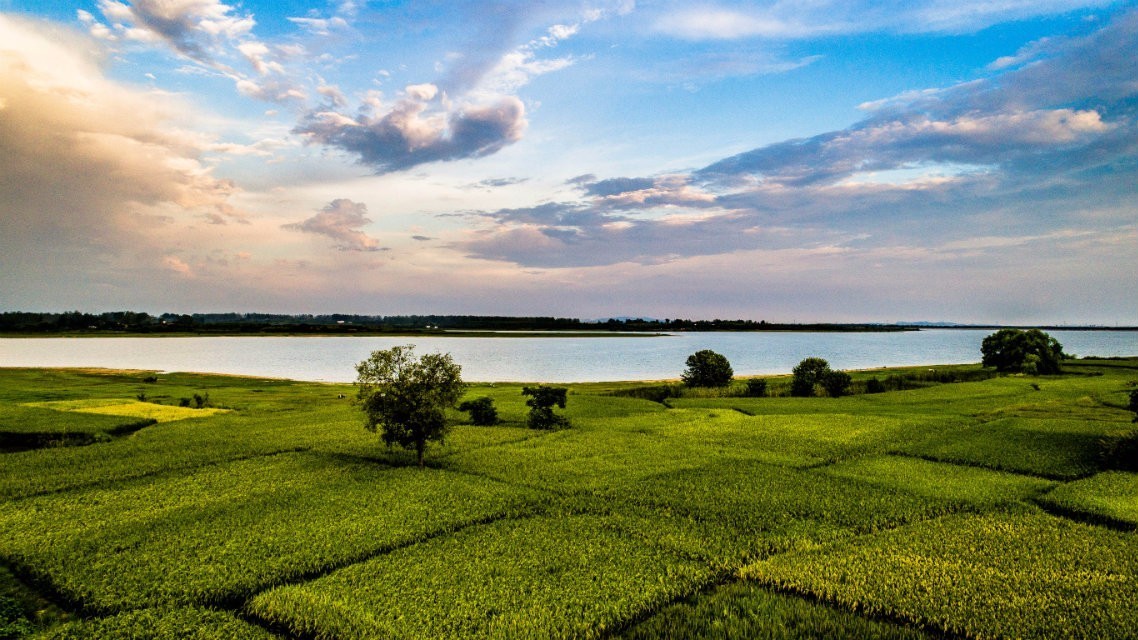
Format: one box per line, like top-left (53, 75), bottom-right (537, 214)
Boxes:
top-left (283, 199), bottom-right (384, 252)
top-left (162, 255), bottom-right (195, 276)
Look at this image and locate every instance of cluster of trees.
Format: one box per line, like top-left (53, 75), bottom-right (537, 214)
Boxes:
top-left (354, 329), bottom-right (1074, 467)
top-left (681, 350), bottom-right (851, 397)
top-left (596, 318), bottom-right (911, 332)
top-left (790, 358), bottom-right (851, 398)
top-left (0, 311), bottom-right (164, 332)
top-left (678, 328), bottom-right (1068, 400)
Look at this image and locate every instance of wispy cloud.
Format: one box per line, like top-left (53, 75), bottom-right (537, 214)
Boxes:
top-left (92, 0), bottom-right (255, 60)
top-left (291, 4), bottom-right (597, 173)
top-left (85, 0), bottom-right (305, 102)
top-left (652, 1), bottom-right (1117, 40)
top-left (459, 9), bottom-right (1138, 271)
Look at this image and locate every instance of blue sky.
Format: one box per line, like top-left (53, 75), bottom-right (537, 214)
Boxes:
top-left (1, 1), bottom-right (1135, 323)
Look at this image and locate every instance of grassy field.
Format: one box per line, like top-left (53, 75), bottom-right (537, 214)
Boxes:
top-left (0, 358), bottom-right (1135, 639)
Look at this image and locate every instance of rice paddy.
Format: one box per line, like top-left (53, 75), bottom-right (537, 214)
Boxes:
top-left (0, 357), bottom-right (1135, 638)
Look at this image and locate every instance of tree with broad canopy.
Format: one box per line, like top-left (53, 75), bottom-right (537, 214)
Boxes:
top-left (355, 345), bottom-right (466, 468)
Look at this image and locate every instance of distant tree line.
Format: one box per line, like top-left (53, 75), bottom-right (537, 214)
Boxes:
top-left (0, 311), bottom-right (919, 334)
top-left (0, 311), bottom-right (587, 334)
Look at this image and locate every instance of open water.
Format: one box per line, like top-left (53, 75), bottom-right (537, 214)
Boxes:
top-left (0, 330), bottom-right (1134, 383)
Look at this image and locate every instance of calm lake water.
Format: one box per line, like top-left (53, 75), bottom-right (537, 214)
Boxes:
top-left (1, 331), bottom-right (1135, 383)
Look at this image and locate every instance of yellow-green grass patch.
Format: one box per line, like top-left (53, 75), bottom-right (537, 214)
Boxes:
top-left (25, 399), bottom-right (228, 423)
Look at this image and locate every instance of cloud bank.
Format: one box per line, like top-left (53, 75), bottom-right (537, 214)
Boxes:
top-left (0, 14), bottom-right (262, 306)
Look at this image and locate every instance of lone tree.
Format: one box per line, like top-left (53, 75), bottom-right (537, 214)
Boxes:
top-left (981, 328), bottom-right (1065, 374)
top-left (522, 385), bottom-right (570, 430)
top-left (791, 357), bottom-right (832, 397)
top-left (355, 345), bottom-right (466, 468)
top-left (682, 349), bottom-right (734, 387)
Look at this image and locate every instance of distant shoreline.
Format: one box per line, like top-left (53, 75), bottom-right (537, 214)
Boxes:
top-left (0, 330), bottom-right (667, 339)
top-left (2, 325), bottom-right (1136, 339)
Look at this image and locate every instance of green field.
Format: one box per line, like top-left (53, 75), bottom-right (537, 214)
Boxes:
top-left (0, 358), bottom-right (1136, 639)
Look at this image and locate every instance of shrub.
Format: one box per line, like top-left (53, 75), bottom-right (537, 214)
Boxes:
top-left (744, 378), bottom-right (768, 398)
top-left (682, 350), bottom-right (734, 388)
top-left (457, 397), bottom-right (499, 426)
top-left (791, 358), bottom-right (831, 397)
top-left (821, 370), bottom-right (852, 398)
top-left (865, 377), bottom-right (886, 394)
top-left (610, 384), bottom-right (682, 404)
top-left (1129, 389), bottom-right (1138, 423)
top-left (522, 386), bottom-right (570, 430)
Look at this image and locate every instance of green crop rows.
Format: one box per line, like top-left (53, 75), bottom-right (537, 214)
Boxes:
top-left (0, 358), bottom-right (1136, 639)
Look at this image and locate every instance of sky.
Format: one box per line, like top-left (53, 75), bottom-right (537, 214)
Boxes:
top-left (1, 1), bottom-right (1136, 324)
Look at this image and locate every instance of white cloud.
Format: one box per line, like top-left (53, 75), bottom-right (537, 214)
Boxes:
top-left (287, 15), bottom-right (349, 36)
top-left (94, 0), bottom-right (255, 60)
top-left (654, 8), bottom-right (818, 40)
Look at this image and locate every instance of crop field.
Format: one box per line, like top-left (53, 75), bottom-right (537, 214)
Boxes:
top-left (0, 358), bottom-right (1136, 639)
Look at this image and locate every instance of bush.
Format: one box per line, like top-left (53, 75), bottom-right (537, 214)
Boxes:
top-left (821, 370), bottom-right (852, 398)
top-left (865, 377), bottom-right (886, 394)
top-left (610, 384), bottom-right (683, 404)
top-left (1130, 389), bottom-right (1138, 423)
top-left (682, 350), bottom-right (734, 388)
top-left (523, 386), bottom-right (570, 430)
top-left (458, 397), bottom-right (499, 426)
top-left (791, 358), bottom-right (831, 397)
top-left (744, 378), bottom-right (768, 398)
